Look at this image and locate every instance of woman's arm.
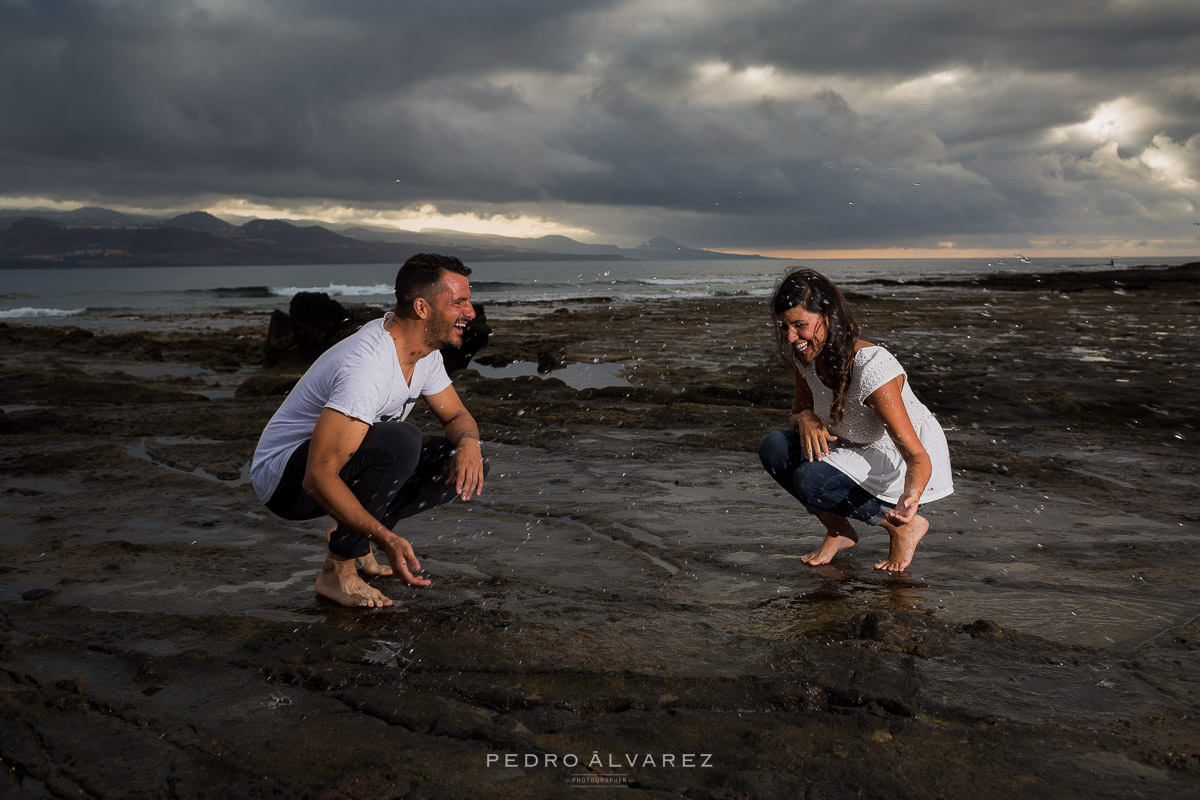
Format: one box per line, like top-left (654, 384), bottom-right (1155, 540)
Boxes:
top-left (789, 367), bottom-right (837, 461)
top-left (866, 375), bottom-right (931, 523)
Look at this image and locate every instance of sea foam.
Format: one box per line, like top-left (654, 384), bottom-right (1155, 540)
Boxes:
top-left (0, 306), bottom-right (86, 319)
top-left (269, 283), bottom-right (392, 298)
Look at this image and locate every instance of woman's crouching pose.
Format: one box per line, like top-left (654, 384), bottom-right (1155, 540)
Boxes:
top-left (759, 268), bottom-right (953, 571)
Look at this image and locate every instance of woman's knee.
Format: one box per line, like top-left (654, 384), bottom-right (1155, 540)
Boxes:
top-left (759, 430), bottom-right (795, 473)
top-left (795, 462), bottom-right (850, 511)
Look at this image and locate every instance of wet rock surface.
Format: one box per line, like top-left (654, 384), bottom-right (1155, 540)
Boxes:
top-left (2, 265), bottom-right (1199, 797)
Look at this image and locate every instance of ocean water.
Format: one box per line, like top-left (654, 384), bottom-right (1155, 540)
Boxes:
top-left (0, 255), bottom-right (1193, 332)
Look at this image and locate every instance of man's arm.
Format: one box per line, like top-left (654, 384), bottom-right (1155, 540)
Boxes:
top-left (301, 407), bottom-right (431, 587)
top-left (424, 385), bottom-right (485, 500)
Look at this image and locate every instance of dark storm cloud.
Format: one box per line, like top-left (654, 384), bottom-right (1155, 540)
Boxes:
top-left (1, 0), bottom-right (1197, 251)
top-left (0, 0), bottom-right (604, 171)
top-left (714, 0), bottom-right (1200, 83)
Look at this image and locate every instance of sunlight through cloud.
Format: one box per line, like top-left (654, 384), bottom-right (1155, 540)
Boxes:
top-left (1051, 97), bottom-right (1158, 147)
top-left (203, 200), bottom-right (598, 240)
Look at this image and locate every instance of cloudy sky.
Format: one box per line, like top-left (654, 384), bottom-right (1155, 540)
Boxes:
top-left (2, 0), bottom-right (1198, 256)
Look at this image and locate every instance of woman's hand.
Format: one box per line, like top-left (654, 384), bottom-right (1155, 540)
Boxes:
top-left (789, 410), bottom-right (838, 461)
top-left (886, 489), bottom-right (921, 525)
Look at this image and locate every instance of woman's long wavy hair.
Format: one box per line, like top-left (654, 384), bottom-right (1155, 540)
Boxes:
top-left (772, 268), bottom-right (860, 425)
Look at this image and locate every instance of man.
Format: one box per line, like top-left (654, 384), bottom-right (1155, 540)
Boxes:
top-left (251, 253), bottom-right (487, 608)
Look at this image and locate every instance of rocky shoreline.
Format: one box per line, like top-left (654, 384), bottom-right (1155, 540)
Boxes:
top-left (2, 264), bottom-right (1199, 797)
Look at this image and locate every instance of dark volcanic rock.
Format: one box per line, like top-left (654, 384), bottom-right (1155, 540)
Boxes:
top-left (263, 292), bottom-right (375, 368)
top-left (441, 303), bottom-right (492, 373)
top-left (235, 373), bottom-right (301, 398)
top-left (263, 293), bottom-right (492, 372)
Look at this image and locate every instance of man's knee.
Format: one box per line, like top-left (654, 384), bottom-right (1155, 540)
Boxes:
top-left (364, 421), bottom-right (424, 456)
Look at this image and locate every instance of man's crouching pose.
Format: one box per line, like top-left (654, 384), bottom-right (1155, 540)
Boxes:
top-left (251, 253), bottom-right (487, 607)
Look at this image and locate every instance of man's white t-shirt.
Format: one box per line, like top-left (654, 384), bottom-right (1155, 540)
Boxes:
top-left (250, 314), bottom-right (453, 502)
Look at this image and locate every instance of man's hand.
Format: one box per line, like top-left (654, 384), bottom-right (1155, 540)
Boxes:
top-left (425, 386), bottom-right (485, 500)
top-left (380, 535), bottom-right (432, 587)
top-left (789, 410), bottom-right (838, 461)
top-left (446, 437), bottom-right (484, 500)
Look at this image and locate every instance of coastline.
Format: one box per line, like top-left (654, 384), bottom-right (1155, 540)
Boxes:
top-left (2, 263), bottom-right (1199, 797)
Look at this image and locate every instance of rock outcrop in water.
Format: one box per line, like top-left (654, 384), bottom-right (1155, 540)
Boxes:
top-left (261, 291), bottom-right (491, 373)
top-left (262, 291), bottom-right (374, 368)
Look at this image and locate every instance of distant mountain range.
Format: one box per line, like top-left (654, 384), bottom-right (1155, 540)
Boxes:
top-left (0, 207), bottom-right (770, 268)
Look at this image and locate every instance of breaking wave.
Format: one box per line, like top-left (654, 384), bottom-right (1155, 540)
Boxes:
top-left (268, 283), bottom-right (392, 297)
top-left (0, 306), bottom-right (86, 319)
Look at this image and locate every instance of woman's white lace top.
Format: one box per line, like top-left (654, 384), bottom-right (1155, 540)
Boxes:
top-left (800, 346), bottom-right (953, 504)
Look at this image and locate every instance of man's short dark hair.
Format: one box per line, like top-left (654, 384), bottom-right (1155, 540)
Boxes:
top-left (394, 253), bottom-right (472, 319)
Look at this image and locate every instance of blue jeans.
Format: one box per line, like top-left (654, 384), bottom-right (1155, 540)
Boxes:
top-left (759, 430), bottom-right (885, 525)
top-left (266, 421), bottom-right (489, 559)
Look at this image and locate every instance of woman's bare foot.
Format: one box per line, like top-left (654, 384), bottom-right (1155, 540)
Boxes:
top-left (314, 555), bottom-right (393, 608)
top-left (802, 534), bottom-right (857, 565)
top-left (324, 523), bottom-right (393, 577)
top-left (801, 512), bottom-right (859, 565)
top-left (875, 515), bottom-right (929, 572)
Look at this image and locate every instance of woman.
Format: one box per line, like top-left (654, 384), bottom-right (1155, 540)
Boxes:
top-left (759, 268), bottom-right (953, 571)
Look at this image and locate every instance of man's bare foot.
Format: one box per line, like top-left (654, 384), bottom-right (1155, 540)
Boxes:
top-left (314, 554), bottom-right (393, 608)
top-left (324, 523), bottom-right (394, 577)
top-left (801, 534), bottom-right (857, 565)
top-left (875, 515), bottom-right (930, 572)
top-left (356, 550), bottom-right (394, 577)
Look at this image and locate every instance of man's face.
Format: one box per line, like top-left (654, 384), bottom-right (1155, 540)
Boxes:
top-left (424, 272), bottom-right (475, 349)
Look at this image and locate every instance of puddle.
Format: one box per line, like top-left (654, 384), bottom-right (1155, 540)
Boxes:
top-left (721, 579), bottom-right (1196, 725)
top-left (609, 520), bottom-right (666, 549)
top-left (470, 360), bottom-right (629, 389)
top-left (929, 588), bottom-right (1200, 649)
top-left (95, 364), bottom-right (255, 380)
top-left (1066, 346), bottom-right (1112, 363)
top-left (921, 657), bottom-right (1179, 726)
top-left (420, 558), bottom-right (490, 578)
top-left (211, 569), bottom-right (313, 595)
top-left (361, 639), bottom-right (416, 669)
top-left (645, 480), bottom-right (798, 508)
top-left (127, 437), bottom-right (252, 487)
top-left (1064, 467), bottom-right (1136, 489)
top-left (555, 515), bottom-right (679, 576)
top-left (78, 364), bottom-right (251, 400)
top-left (728, 579), bottom-right (1199, 654)
top-left (113, 364), bottom-right (219, 379)
top-left (479, 506), bottom-right (679, 576)
top-left (736, 581), bottom-right (922, 639)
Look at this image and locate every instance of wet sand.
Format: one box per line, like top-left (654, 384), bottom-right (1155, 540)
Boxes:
top-left (2, 263), bottom-right (1199, 797)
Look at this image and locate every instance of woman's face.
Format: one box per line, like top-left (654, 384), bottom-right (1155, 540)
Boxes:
top-left (778, 306), bottom-right (827, 363)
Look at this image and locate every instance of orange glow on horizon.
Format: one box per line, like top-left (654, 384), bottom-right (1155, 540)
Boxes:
top-left (743, 246), bottom-right (1199, 260)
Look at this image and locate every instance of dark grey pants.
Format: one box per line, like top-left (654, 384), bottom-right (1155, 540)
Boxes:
top-left (265, 420), bottom-right (486, 558)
